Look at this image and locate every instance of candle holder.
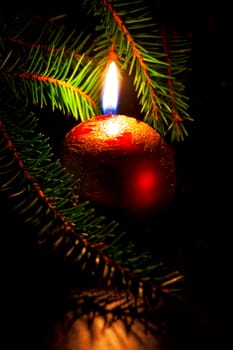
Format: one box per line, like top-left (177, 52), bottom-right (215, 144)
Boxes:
top-left (60, 114), bottom-right (176, 216)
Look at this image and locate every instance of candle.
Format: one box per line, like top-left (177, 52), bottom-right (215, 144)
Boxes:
top-left (60, 62), bottom-right (176, 216)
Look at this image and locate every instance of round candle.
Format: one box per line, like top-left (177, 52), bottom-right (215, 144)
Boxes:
top-left (60, 114), bottom-right (176, 216)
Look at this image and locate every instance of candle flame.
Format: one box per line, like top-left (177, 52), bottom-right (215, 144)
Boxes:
top-left (102, 61), bottom-right (119, 115)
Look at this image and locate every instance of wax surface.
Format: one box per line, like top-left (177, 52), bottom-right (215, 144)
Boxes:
top-left (61, 115), bottom-right (176, 215)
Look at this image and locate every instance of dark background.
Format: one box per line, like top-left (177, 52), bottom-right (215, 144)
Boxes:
top-left (152, 1), bottom-right (233, 346)
top-left (1, 0), bottom-right (232, 347)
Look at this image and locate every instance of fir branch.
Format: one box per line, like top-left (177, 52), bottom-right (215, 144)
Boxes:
top-left (102, 0), bottom-right (163, 125)
top-left (0, 115), bottom-right (183, 304)
top-left (1, 7), bottom-right (192, 141)
top-left (0, 44), bottom-right (97, 120)
top-left (1, 14), bottom-right (90, 55)
top-left (0, 103), bottom-right (180, 285)
top-left (0, 13), bottom-right (181, 283)
top-left (0, 7), bottom-right (186, 326)
top-left (0, 15), bottom-right (99, 120)
top-left (84, 0), bottom-right (192, 141)
top-left (0, 105), bottom-right (117, 240)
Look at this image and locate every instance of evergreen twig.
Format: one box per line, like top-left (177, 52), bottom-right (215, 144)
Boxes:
top-left (0, 1), bottom-right (189, 318)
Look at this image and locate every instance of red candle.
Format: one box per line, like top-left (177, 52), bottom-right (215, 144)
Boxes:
top-left (60, 62), bottom-right (176, 215)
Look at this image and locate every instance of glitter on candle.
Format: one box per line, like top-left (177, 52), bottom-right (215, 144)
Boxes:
top-left (103, 118), bottom-right (121, 136)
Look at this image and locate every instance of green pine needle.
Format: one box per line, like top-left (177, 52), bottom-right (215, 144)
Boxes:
top-left (0, 3), bottom-right (187, 301)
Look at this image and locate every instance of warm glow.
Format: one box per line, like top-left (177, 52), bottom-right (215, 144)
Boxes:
top-left (103, 118), bottom-right (121, 136)
top-left (52, 314), bottom-right (162, 350)
top-left (136, 169), bottom-right (157, 191)
top-left (129, 165), bottom-right (160, 208)
top-left (102, 61), bottom-right (119, 114)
